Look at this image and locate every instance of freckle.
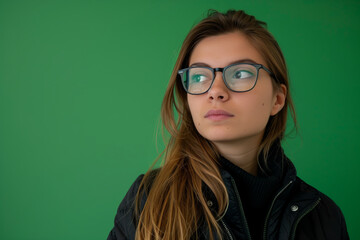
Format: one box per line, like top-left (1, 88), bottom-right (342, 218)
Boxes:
top-left (262, 103), bottom-right (265, 106)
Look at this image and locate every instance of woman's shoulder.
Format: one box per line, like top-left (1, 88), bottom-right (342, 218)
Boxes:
top-left (293, 177), bottom-right (349, 239)
top-left (295, 177), bottom-right (344, 213)
top-left (117, 168), bottom-right (161, 212)
top-left (107, 174), bottom-right (145, 240)
top-left (116, 174), bottom-right (145, 212)
top-left (107, 169), bottom-right (161, 240)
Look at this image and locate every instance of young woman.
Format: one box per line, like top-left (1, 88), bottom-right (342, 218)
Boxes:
top-left (107, 10), bottom-right (349, 240)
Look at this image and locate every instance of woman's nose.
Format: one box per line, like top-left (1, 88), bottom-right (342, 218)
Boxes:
top-left (207, 72), bottom-right (230, 101)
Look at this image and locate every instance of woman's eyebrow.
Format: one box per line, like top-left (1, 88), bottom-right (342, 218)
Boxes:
top-left (189, 58), bottom-right (258, 67)
top-left (229, 58), bottom-right (258, 65)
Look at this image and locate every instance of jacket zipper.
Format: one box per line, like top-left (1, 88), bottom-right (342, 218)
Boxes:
top-left (220, 218), bottom-right (234, 240)
top-left (230, 177), bottom-right (252, 240)
top-left (290, 198), bottom-right (321, 240)
top-left (263, 180), bottom-right (293, 240)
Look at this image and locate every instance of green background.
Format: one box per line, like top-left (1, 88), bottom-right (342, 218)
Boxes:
top-left (0, 0), bottom-right (359, 239)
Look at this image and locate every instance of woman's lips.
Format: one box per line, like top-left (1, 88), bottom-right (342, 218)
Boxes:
top-left (204, 110), bottom-right (234, 121)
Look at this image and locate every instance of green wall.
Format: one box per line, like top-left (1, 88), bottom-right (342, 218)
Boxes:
top-left (0, 0), bottom-right (359, 239)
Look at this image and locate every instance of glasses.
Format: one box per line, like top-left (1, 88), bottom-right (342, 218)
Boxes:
top-left (178, 62), bottom-right (276, 95)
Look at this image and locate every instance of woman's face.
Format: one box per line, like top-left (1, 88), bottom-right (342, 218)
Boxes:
top-left (187, 31), bottom-right (286, 149)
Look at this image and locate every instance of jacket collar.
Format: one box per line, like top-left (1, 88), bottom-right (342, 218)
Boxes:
top-left (203, 143), bottom-right (300, 238)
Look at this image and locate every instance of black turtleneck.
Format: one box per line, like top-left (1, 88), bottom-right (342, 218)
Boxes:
top-left (219, 144), bottom-right (285, 240)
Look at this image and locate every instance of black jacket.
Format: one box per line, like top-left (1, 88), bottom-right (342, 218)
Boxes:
top-left (107, 155), bottom-right (349, 239)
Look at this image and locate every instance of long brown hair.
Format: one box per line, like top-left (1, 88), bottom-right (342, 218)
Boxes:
top-left (135, 9), bottom-right (296, 240)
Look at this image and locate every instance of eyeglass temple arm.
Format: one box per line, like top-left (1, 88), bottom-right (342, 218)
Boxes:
top-left (261, 65), bottom-right (279, 82)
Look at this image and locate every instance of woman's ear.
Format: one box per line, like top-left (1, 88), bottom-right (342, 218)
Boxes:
top-left (270, 84), bottom-right (287, 116)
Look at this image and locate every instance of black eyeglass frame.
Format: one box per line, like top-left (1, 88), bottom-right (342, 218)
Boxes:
top-left (178, 62), bottom-right (278, 95)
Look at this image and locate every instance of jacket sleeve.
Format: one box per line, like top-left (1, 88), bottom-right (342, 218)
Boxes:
top-left (317, 194), bottom-right (349, 240)
top-left (338, 200), bottom-right (350, 240)
top-left (107, 174), bottom-right (145, 240)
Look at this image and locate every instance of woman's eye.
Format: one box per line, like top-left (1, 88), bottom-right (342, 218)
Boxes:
top-left (233, 70), bottom-right (254, 79)
top-left (191, 74), bottom-right (208, 83)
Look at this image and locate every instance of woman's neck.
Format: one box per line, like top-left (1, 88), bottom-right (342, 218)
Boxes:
top-left (213, 136), bottom-right (261, 176)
